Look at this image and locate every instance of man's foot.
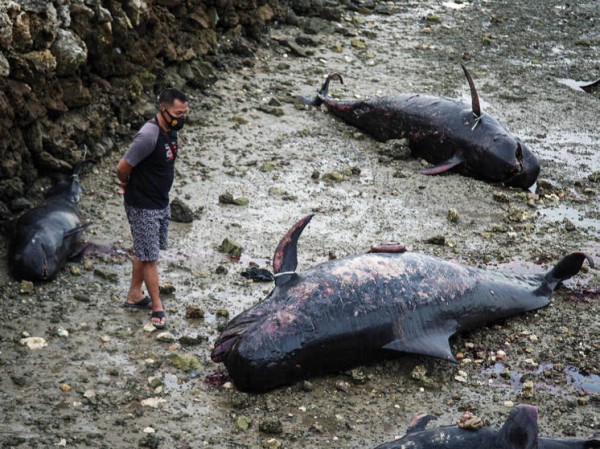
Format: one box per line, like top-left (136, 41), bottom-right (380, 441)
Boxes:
top-left (123, 295), bottom-right (152, 309)
top-left (151, 310), bottom-right (167, 329)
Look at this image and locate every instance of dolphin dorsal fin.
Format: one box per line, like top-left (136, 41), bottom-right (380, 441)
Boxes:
top-left (496, 405), bottom-right (539, 449)
top-left (461, 64), bottom-right (482, 120)
top-left (536, 252), bottom-right (594, 295)
top-left (406, 414), bottom-right (438, 434)
top-left (272, 214), bottom-right (314, 287)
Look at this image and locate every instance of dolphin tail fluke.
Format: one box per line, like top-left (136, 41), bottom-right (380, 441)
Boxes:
top-left (540, 252), bottom-right (594, 293)
top-left (298, 73), bottom-right (344, 107)
top-left (272, 214), bottom-right (314, 286)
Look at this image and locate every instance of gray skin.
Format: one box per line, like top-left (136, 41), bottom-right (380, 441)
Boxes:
top-left (211, 215), bottom-right (593, 392)
top-left (301, 67), bottom-right (540, 190)
top-left (8, 168), bottom-right (87, 281)
top-left (374, 404), bottom-right (600, 449)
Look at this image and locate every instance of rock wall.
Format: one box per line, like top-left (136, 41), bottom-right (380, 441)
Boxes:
top-left (0, 0), bottom-right (349, 213)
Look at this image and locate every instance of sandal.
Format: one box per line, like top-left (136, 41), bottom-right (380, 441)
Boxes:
top-left (151, 310), bottom-right (167, 329)
top-left (123, 295), bottom-right (152, 309)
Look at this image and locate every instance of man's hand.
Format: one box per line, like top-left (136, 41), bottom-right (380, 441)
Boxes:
top-left (116, 158), bottom-right (133, 195)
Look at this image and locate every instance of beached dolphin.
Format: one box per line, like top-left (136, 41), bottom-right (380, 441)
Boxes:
top-left (374, 404), bottom-right (600, 449)
top-left (211, 215), bottom-right (593, 392)
top-left (300, 66), bottom-right (540, 189)
top-left (8, 164), bottom-right (89, 281)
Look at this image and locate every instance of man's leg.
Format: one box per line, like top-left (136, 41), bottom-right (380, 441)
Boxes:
top-left (125, 257), bottom-right (146, 304)
top-left (143, 260), bottom-right (165, 326)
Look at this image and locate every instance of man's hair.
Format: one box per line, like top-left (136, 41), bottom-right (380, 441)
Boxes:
top-left (158, 88), bottom-right (188, 106)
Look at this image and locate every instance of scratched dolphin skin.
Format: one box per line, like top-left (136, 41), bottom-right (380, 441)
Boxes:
top-left (374, 405), bottom-right (600, 449)
top-left (8, 164), bottom-right (88, 281)
top-left (211, 215), bottom-right (593, 392)
top-left (301, 67), bottom-right (540, 189)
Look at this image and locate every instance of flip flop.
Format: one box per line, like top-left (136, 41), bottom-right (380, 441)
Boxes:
top-left (123, 296), bottom-right (152, 309)
top-left (151, 310), bottom-right (167, 329)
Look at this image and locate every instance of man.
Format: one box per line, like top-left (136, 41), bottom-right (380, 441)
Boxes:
top-left (116, 88), bottom-right (189, 329)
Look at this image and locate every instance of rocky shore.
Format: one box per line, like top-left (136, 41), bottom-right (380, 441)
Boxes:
top-left (0, 0), bottom-right (364, 215)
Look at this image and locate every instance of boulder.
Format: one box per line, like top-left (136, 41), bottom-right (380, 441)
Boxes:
top-left (51, 29), bottom-right (88, 76)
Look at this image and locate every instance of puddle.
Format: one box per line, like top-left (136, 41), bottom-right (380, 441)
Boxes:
top-left (482, 362), bottom-right (600, 394)
top-left (539, 203), bottom-right (600, 230)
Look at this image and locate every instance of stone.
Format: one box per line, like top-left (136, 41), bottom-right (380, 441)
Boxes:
top-left (93, 268), bottom-right (118, 282)
top-left (51, 29), bottom-right (88, 76)
top-left (447, 208), bottom-right (459, 223)
top-left (159, 282), bottom-right (176, 294)
top-left (322, 171), bottom-right (347, 182)
top-left (141, 397), bottom-right (167, 408)
top-left (235, 415), bottom-right (252, 431)
top-left (169, 353), bottom-right (201, 372)
top-left (0, 52), bottom-right (9, 77)
top-left (259, 418), bottom-right (283, 434)
top-left (23, 50), bottom-right (57, 75)
top-left (19, 280), bottom-right (34, 294)
top-left (185, 306), bottom-right (205, 319)
top-left (219, 238), bottom-right (243, 258)
top-left (143, 322), bottom-right (157, 333)
top-left (178, 335), bottom-right (206, 346)
top-left (59, 77), bottom-right (91, 108)
top-left (170, 198), bottom-right (194, 223)
top-left (19, 337), bottom-right (47, 349)
top-left (156, 332), bottom-right (176, 342)
top-left (219, 192), bottom-right (249, 206)
top-left (56, 327), bottom-right (69, 338)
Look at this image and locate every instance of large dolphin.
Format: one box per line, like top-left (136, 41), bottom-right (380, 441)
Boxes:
top-left (8, 164), bottom-right (89, 281)
top-left (211, 215), bottom-right (593, 392)
top-left (301, 66), bottom-right (540, 189)
top-left (374, 404), bottom-right (600, 449)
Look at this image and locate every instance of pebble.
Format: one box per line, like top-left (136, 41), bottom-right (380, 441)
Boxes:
top-left (60, 384), bottom-right (71, 392)
top-left (94, 268), bottom-right (119, 282)
top-left (259, 418), bottom-right (283, 434)
top-left (143, 322), bottom-right (157, 332)
top-left (83, 260), bottom-right (94, 271)
top-left (169, 353), bottom-right (201, 372)
top-left (19, 280), bottom-right (34, 294)
top-left (503, 400), bottom-right (514, 407)
top-left (185, 306), bottom-right (205, 319)
top-left (156, 332), bottom-right (175, 342)
top-left (19, 337), bottom-right (47, 349)
top-left (322, 171), bottom-right (347, 182)
top-left (219, 238), bottom-right (243, 258)
top-left (235, 416), bottom-right (252, 431)
top-left (56, 328), bottom-right (69, 338)
top-left (447, 208), bottom-right (459, 223)
top-left (83, 390), bottom-right (96, 399)
top-left (70, 265), bottom-right (81, 276)
top-left (521, 379), bottom-right (534, 398)
top-left (159, 283), bottom-right (176, 294)
top-left (141, 397), bottom-right (166, 408)
top-left (263, 438), bottom-right (282, 449)
top-left (143, 427), bottom-right (156, 434)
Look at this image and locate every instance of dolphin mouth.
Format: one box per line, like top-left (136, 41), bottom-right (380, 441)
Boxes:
top-left (211, 336), bottom-right (240, 362)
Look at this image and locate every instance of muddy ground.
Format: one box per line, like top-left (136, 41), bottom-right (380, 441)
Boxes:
top-left (1, 1), bottom-right (599, 448)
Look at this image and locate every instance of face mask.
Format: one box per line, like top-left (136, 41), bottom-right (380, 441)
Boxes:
top-left (161, 108), bottom-right (185, 131)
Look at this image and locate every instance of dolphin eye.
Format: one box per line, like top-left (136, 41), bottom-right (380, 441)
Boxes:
top-left (515, 143), bottom-right (524, 170)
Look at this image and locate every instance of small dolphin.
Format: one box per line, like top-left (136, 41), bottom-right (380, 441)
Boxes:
top-left (8, 164), bottom-right (89, 281)
top-left (212, 215), bottom-right (593, 392)
top-left (301, 67), bottom-right (540, 189)
top-left (374, 404), bottom-right (600, 449)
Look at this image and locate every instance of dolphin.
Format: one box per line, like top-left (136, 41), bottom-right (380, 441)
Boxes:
top-left (211, 215), bottom-right (593, 392)
top-left (8, 163), bottom-right (89, 281)
top-left (300, 66), bottom-right (540, 189)
top-left (374, 404), bottom-right (600, 449)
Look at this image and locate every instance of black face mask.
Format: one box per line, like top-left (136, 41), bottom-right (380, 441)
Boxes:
top-left (161, 109), bottom-right (185, 131)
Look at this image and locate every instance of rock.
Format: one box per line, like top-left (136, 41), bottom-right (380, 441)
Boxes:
top-left (170, 198), bottom-right (194, 223)
top-left (73, 293), bottom-right (90, 303)
top-left (69, 265), bottom-right (81, 276)
top-left (424, 235), bottom-right (446, 245)
top-left (447, 208), bottom-right (459, 223)
top-left (258, 105), bottom-right (284, 116)
top-left (55, 327), bottom-right (69, 338)
top-left (185, 306), bottom-right (205, 319)
top-left (178, 335), bottom-right (206, 346)
top-left (259, 161), bottom-right (277, 172)
top-left (59, 383), bottom-right (71, 392)
top-left (9, 197), bottom-right (30, 211)
top-left (351, 38), bottom-right (366, 49)
top-left (521, 379), bottom-right (534, 398)
top-left (169, 353), bottom-right (201, 372)
top-left (93, 268), bottom-right (118, 282)
top-left (19, 337), bottom-right (47, 349)
top-left (59, 77), bottom-right (91, 108)
top-left (159, 283), bottom-right (176, 294)
top-left (216, 308), bottom-right (230, 318)
top-left (219, 238), bottom-right (243, 258)
top-left (376, 139), bottom-right (411, 160)
top-left (322, 171), bottom-right (347, 182)
top-left (263, 439), bottom-right (282, 449)
top-left (143, 322), bottom-right (157, 333)
top-left (219, 192), bottom-right (249, 206)
top-left (235, 415), bottom-right (252, 431)
top-left (139, 433), bottom-right (161, 448)
top-left (588, 171), bottom-right (600, 183)
top-left (259, 418), bottom-right (283, 434)
top-left (51, 29), bottom-right (87, 76)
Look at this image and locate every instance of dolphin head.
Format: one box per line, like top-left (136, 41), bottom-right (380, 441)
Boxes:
top-left (502, 138), bottom-right (540, 189)
top-left (10, 236), bottom-right (57, 281)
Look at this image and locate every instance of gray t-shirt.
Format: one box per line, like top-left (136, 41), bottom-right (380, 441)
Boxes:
top-left (124, 120), bottom-right (160, 167)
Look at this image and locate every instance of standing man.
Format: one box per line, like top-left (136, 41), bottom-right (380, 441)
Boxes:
top-left (116, 88), bottom-right (189, 329)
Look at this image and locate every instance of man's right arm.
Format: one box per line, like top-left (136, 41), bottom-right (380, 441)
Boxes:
top-left (116, 158), bottom-right (132, 191)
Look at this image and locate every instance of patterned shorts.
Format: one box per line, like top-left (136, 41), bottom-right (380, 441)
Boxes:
top-left (125, 204), bottom-right (170, 261)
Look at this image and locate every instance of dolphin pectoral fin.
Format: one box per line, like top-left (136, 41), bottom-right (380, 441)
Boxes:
top-left (383, 320), bottom-right (458, 361)
top-left (63, 224), bottom-right (90, 238)
top-left (418, 156), bottom-right (463, 175)
top-left (273, 214), bottom-right (314, 287)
